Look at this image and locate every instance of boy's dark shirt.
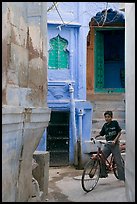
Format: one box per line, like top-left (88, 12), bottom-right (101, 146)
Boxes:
top-left (99, 120), bottom-right (122, 141)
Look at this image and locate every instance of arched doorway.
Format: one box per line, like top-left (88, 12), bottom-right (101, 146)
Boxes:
top-left (86, 8), bottom-right (126, 142)
top-left (87, 8), bottom-right (125, 94)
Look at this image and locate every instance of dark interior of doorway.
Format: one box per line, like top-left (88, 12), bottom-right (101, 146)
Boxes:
top-left (104, 29), bottom-right (125, 88)
top-left (95, 28), bottom-right (125, 92)
top-left (47, 111), bottom-right (69, 166)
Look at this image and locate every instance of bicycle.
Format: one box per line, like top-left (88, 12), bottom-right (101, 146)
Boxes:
top-left (81, 137), bottom-right (125, 192)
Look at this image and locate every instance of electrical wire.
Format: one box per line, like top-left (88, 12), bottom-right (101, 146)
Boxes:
top-left (53, 2), bottom-right (65, 26)
top-left (48, 2), bottom-right (123, 30)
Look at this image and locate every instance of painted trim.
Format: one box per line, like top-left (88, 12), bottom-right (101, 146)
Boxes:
top-left (47, 20), bottom-right (81, 27)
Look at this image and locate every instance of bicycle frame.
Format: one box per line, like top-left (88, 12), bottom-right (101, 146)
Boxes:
top-left (91, 145), bottom-right (114, 172)
top-left (90, 138), bottom-right (125, 172)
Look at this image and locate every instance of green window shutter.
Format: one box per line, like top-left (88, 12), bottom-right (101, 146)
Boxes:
top-left (48, 35), bottom-right (69, 69)
top-left (95, 31), bottom-right (104, 89)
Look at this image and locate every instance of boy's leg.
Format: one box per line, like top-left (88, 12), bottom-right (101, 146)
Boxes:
top-left (100, 144), bottom-right (111, 177)
top-left (111, 144), bottom-right (125, 181)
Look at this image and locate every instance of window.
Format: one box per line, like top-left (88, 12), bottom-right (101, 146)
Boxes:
top-left (48, 34), bottom-right (69, 69)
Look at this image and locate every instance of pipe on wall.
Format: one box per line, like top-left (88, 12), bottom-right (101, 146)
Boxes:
top-left (77, 109), bottom-right (84, 169)
top-left (68, 83), bottom-right (78, 166)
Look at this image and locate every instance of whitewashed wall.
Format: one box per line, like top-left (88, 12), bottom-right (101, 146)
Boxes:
top-left (125, 3), bottom-right (135, 202)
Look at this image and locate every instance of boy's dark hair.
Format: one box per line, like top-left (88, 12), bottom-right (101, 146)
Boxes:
top-left (104, 111), bottom-right (113, 117)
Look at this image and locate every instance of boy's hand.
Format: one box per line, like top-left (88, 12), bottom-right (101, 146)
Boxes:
top-left (95, 134), bottom-right (100, 139)
top-left (112, 140), bottom-right (116, 145)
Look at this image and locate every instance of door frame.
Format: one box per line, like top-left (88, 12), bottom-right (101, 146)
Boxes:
top-left (94, 27), bottom-right (125, 93)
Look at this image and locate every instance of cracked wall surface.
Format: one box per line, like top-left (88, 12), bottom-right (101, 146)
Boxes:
top-left (2, 2), bottom-right (51, 202)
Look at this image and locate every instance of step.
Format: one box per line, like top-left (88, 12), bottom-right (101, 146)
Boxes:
top-left (91, 129), bottom-right (126, 140)
top-left (91, 119), bottom-right (125, 130)
top-left (91, 128), bottom-right (125, 135)
top-left (91, 101), bottom-right (125, 111)
top-left (92, 110), bottom-right (125, 119)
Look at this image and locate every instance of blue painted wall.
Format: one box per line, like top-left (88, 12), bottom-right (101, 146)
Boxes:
top-left (37, 2), bottom-right (121, 165)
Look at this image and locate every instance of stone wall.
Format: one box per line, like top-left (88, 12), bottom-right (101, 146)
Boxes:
top-left (2, 2), bottom-right (51, 202)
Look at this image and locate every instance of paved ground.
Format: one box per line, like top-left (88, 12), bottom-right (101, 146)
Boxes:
top-left (45, 165), bottom-right (128, 202)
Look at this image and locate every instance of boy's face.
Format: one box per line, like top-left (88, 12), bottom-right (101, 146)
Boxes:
top-left (104, 114), bottom-right (112, 123)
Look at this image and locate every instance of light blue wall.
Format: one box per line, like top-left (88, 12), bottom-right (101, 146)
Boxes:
top-left (37, 2), bottom-right (120, 164)
top-left (47, 2), bottom-right (120, 99)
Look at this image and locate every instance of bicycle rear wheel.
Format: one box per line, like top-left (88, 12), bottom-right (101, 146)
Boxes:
top-left (81, 158), bottom-right (100, 192)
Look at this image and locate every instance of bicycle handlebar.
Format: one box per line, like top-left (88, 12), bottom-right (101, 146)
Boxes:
top-left (90, 137), bottom-right (113, 145)
top-left (90, 137), bottom-right (105, 149)
top-left (90, 137), bottom-right (126, 152)
top-left (91, 137), bottom-right (125, 146)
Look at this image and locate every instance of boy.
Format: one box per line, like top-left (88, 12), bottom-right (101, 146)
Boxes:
top-left (95, 110), bottom-right (125, 181)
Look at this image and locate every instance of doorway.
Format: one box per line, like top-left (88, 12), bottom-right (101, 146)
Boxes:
top-left (47, 111), bottom-right (69, 166)
top-left (94, 28), bottom-right (125, 93)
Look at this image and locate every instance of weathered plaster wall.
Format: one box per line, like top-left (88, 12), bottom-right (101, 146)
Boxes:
top-left (2, 2), bottom-right (51, 202)
top-left (125, 3), bottom-right (135, 202)
top-left (2, 2), bottom-right (47, 107)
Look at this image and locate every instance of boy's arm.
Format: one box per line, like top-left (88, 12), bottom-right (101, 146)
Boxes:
top-left (113, 131), bottom-right (121, 144)
top-left (113, 121), bottom-right (122, 144)
top-left (95, 125), bottom-right (105, 139)
top-left (95, 134), bottom-right (101, 139)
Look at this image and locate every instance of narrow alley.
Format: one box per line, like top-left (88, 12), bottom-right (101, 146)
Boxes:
top-left (2, 2), bottom-right (135, 202)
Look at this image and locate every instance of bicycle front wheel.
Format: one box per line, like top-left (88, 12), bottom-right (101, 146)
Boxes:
top-left (81, 158), bottom-right (100, 192)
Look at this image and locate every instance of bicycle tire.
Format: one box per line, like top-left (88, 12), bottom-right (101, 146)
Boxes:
top-left (81, 158), bottom-right (100, 192)
top-left (113, 156), bottom-right (125, 179)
